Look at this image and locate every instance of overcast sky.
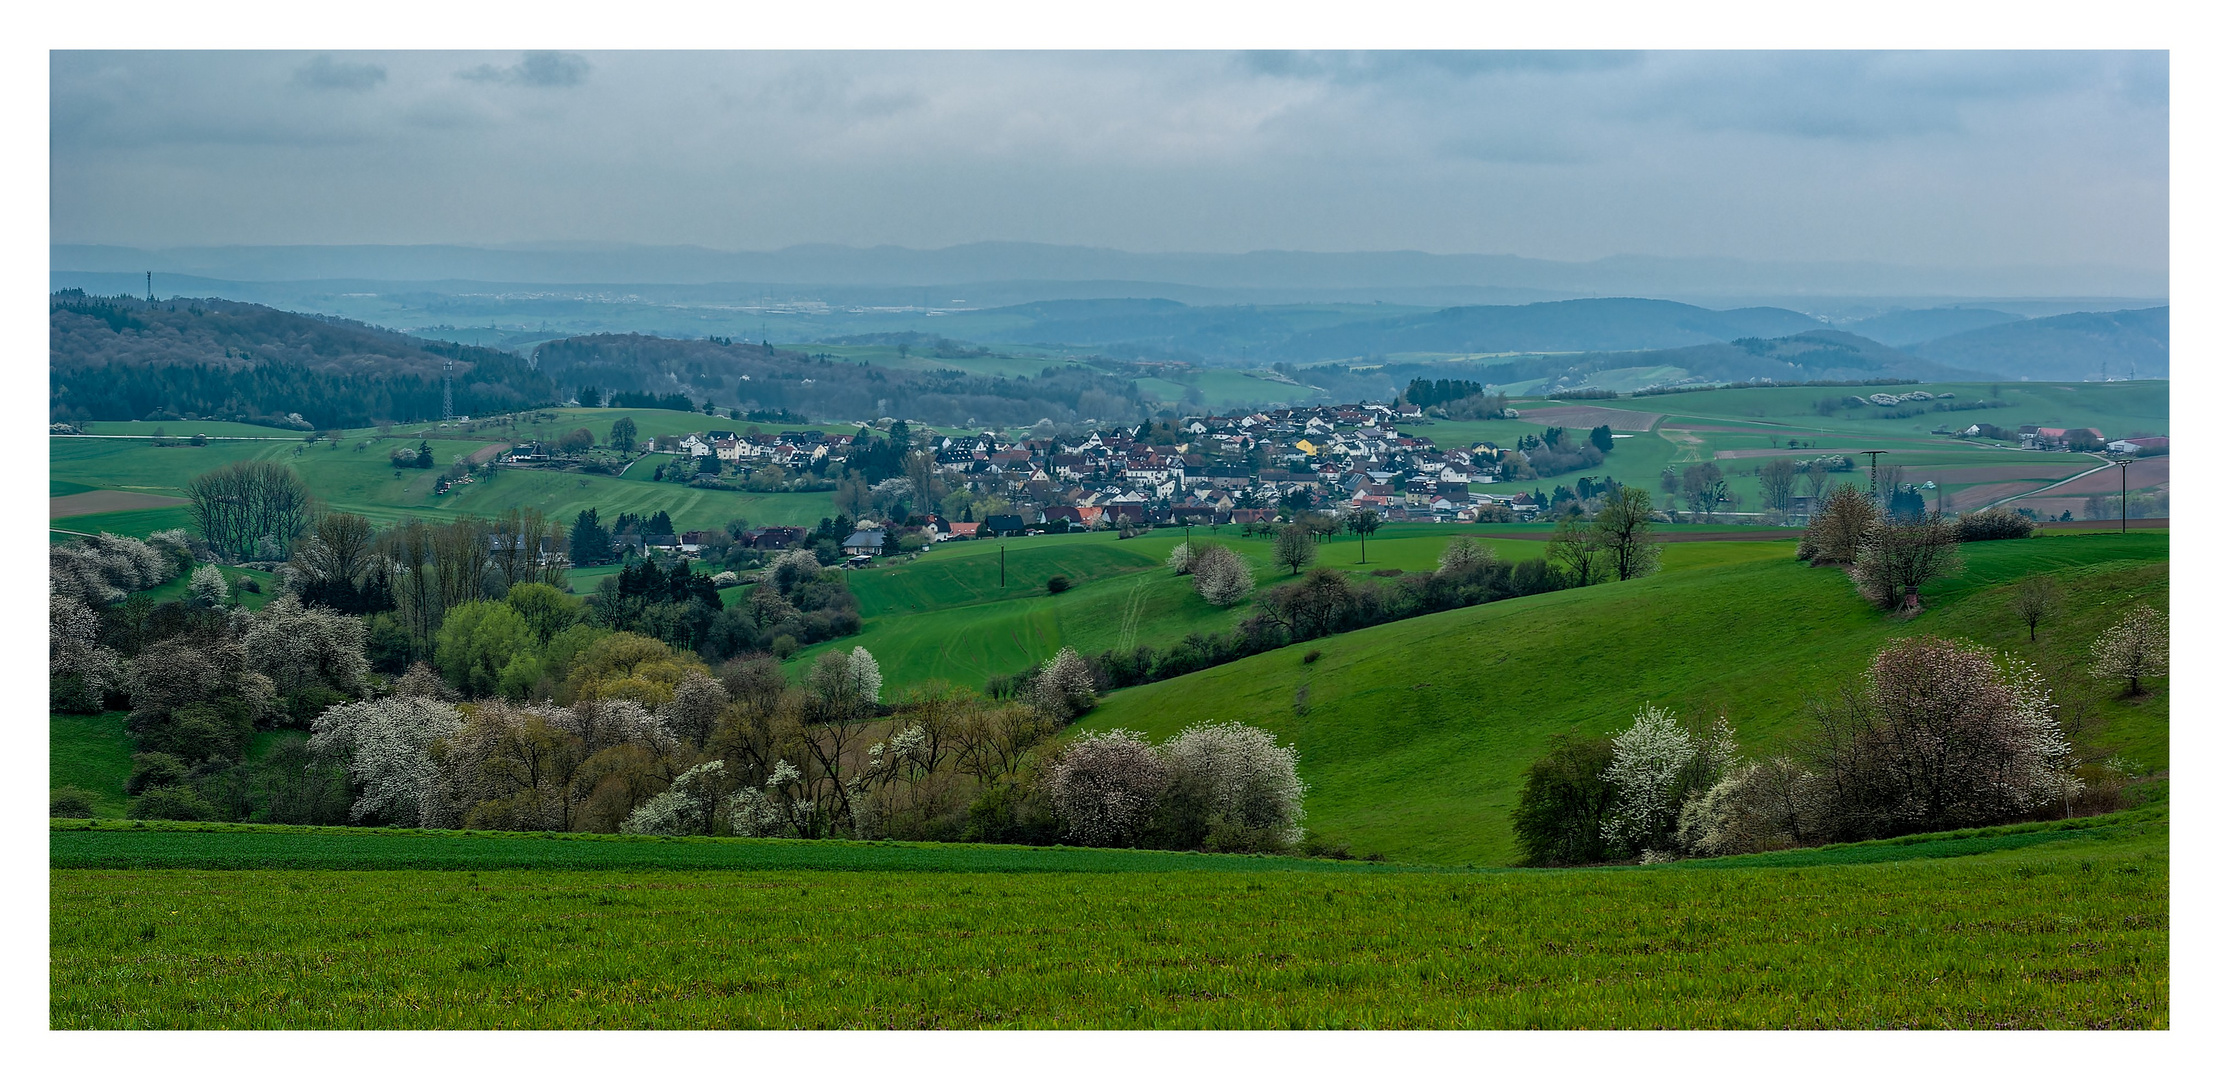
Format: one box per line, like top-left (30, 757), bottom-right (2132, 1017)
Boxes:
top-left (50, 50), bottom-right (2166, 272)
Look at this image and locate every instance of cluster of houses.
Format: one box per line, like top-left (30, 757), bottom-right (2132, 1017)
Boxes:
top-left (632, 401), bottom-right (1565, 552)
top-left (2009, 425), bottom-right (2168, 456)
top-left (923, 402), bottom-right (1556, 528)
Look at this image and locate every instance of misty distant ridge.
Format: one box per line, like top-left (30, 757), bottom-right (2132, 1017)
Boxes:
top-left (52, 241), bottom-right (2165, 300)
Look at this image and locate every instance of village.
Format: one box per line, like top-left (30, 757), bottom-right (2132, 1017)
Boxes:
top-left (620, 400), bottom-right (1557, 553)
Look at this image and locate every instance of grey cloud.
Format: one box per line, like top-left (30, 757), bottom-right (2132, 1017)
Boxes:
top-left (1242, 50), bottom-right (1641, 84)
top-left (47, 51), bottom-right (2166, 281)
top-left (458, 51), bottom-right (590, 88)
top-left (293, 54), bottom-right (386, 92)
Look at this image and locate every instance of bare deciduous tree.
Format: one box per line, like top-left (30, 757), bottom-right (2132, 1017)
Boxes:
top-left (1797, 486), bottom-right (1881, 566)
top-left (1849, 513), bottom-right (1961, 612)
top-left (186, 461), bottom-right (313, 560)
top-left (2011, 574), bottom-right (2061, 642)
top-left (1593, 486), bottom-right (1661, 581)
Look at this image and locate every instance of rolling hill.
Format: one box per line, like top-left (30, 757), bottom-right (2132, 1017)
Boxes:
top-left (1078, 532), bottom-right (2169, 866)
top-left (1264, 297), bottom-right (1825, 361)
top-left (1839, 306), bottom-right (2025, 346)
top-left (49, 291), bottom-right (556, 429)
top-left (1904, 307), bottom-right (2169, 381)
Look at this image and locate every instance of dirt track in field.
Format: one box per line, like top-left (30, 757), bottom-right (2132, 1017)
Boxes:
top-left (1517, 405), bottom-right (1664, 432)
top-left (50, 490), bottom-right (188, 518)
top-left (2035, 456), bottom-right (2169, 497)
top-left (1951, 481), bottom-right (2050, 509)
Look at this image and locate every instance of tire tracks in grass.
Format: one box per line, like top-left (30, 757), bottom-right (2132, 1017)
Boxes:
top-left (1116, 576), bottom-right (1148, 653)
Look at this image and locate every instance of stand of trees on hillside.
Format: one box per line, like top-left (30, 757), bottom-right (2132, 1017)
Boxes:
top-left (49, 519), bottom-right (1308, 852)
top-left (1511, 630), bottom-right (2143, 866)
top-left (1025, 504), bottom-right (1659, 700)
top-left (49, 292), bottom-right (557, 428)
top-left (533, 334), bottom-right (1153, 427)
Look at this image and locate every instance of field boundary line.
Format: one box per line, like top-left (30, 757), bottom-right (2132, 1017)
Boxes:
top-left (1982, 454), bottom-right (2115, 511)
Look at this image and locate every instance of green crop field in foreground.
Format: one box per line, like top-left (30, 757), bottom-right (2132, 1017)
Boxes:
top-left (49, 810), bottom-right (2165, 1028)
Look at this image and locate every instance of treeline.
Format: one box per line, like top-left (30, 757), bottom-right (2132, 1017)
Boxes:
top-left (1027, 498), bottom-right (1660, 700)
top-left (49, 525), bottom-right (1311, 854)
top-left (534, 334), bottom-right (1154, 427)
top-left (49, 291), bottom-right (557, 428)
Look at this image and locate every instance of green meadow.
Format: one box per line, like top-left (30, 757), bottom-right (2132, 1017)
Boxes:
top-left (799, 525), bottom-right (1556, 688)
top-left (49, 806), bottom-right (2166, 1028)
top-left (1081, 531), bottom-right (2168, 865)
top-left (52, 411), bottom-right (837, 537)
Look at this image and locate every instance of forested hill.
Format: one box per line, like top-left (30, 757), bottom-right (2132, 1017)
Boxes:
top-left (49, 291), bottom-right (556, 429)
top-left (534, 333), bottom-right (1153, 427)
top-left (1904, 307), bottom-right (2169, 381)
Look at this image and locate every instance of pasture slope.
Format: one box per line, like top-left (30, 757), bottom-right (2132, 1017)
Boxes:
top-left (800, 525), bottom-right (1554, 688)
top-left (1081, 531), bottom-right (2169, 866)
top-left (49, 808), bottom-right (2166, 1027)
top-left (52, 407), bottom-right (840, 538)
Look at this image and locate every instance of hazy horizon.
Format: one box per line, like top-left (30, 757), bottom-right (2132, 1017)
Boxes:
top-left (53, 50), bottom-right (2166, 289)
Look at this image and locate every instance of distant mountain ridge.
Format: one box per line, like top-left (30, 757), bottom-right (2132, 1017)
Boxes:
top-left (1261, 298), bottom-right (1824, 360)
top-left (52, 241), bottom-right (2167, 299)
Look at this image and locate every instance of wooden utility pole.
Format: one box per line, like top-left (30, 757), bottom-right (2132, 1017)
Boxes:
top-left (2119, 458), bottom-right (2129, 533)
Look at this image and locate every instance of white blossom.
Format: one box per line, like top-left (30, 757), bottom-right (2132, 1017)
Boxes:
top-left (1048, 729), bottom-right (1168, 847)
top-left (308, 696), bottom-right (464, 827)
top-left (1160, 721), bottom-right (1308, 850)
top-left (621, 760), bottom-right (727, 835)
top-left (1189, 545), bottom-right (1254, 607)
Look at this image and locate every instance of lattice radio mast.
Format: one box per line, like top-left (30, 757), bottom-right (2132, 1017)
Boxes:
top-left (442, 359), bottom-right (455, 422)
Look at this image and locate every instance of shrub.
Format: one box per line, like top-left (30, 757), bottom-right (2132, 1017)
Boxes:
top-left (1152, 721), bottom-right (1307, 853)
top-left (129, 785), bottom-right (220, 822)
top-left (1047, 729), bottom-right (1168, 847)
top-left (1437, 535), bottom-right (1497, 579)
top-left (187, 564), bottom-right (232, 608)
top-left (1030, 646), bottom-right (1097, 722)
top-left (1675, 757), bottom-right (1821, 857)
top-left (1802, 636), bottom-right (2078, 840)
top-left (1599, 705), bottom-right (1738, 859)
top-left (49, 594), bottom-right (122, 714)
top-left (308, 696), bottom-right (466, 827)
top-left (126, 752), bottom-right (190, 796)
top-left (620, 760), bottom-right (728, 836)
top-left (1797, 487), bottom-right (1881, 565)
top-left (1189, 545), bottom-right (1254, 607)
top-left (1166, 542), bottom-right (1197, 575)
top-left (1301, 649), bottom-right (1322, 665)
top-left (1046, 574), bottom-right (1072, 594)
top-left (50, 786), bottom-right (101, 817)
top-left (1956, 506), bottom-right (2035, 541)
top-left (1510, 734), bottom-right (1616, 866)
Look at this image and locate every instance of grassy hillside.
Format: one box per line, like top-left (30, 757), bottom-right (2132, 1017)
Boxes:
top-left (52, 414), bottom-right (838, 538)
top-left (799, 525), bottom-right (1555, 688)
top-left (1080, 531), bottom-right (2169, 866)
top-left (49, 808), bottom-right (2165, 1028)
top-left (50, 713), bottom-right (134, 817)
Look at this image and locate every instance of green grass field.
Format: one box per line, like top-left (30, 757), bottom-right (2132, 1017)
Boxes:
top-left (798, 525), bottom-right (1556, 687)
top-left (47, 808), bottom-right (2166, 1028)
top-left (50, 713), bottom-right (134, 818)
top-left (52, 419), bottom-right (837, 539)
top-left (1081, 531), bottom-right (2168, 865)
